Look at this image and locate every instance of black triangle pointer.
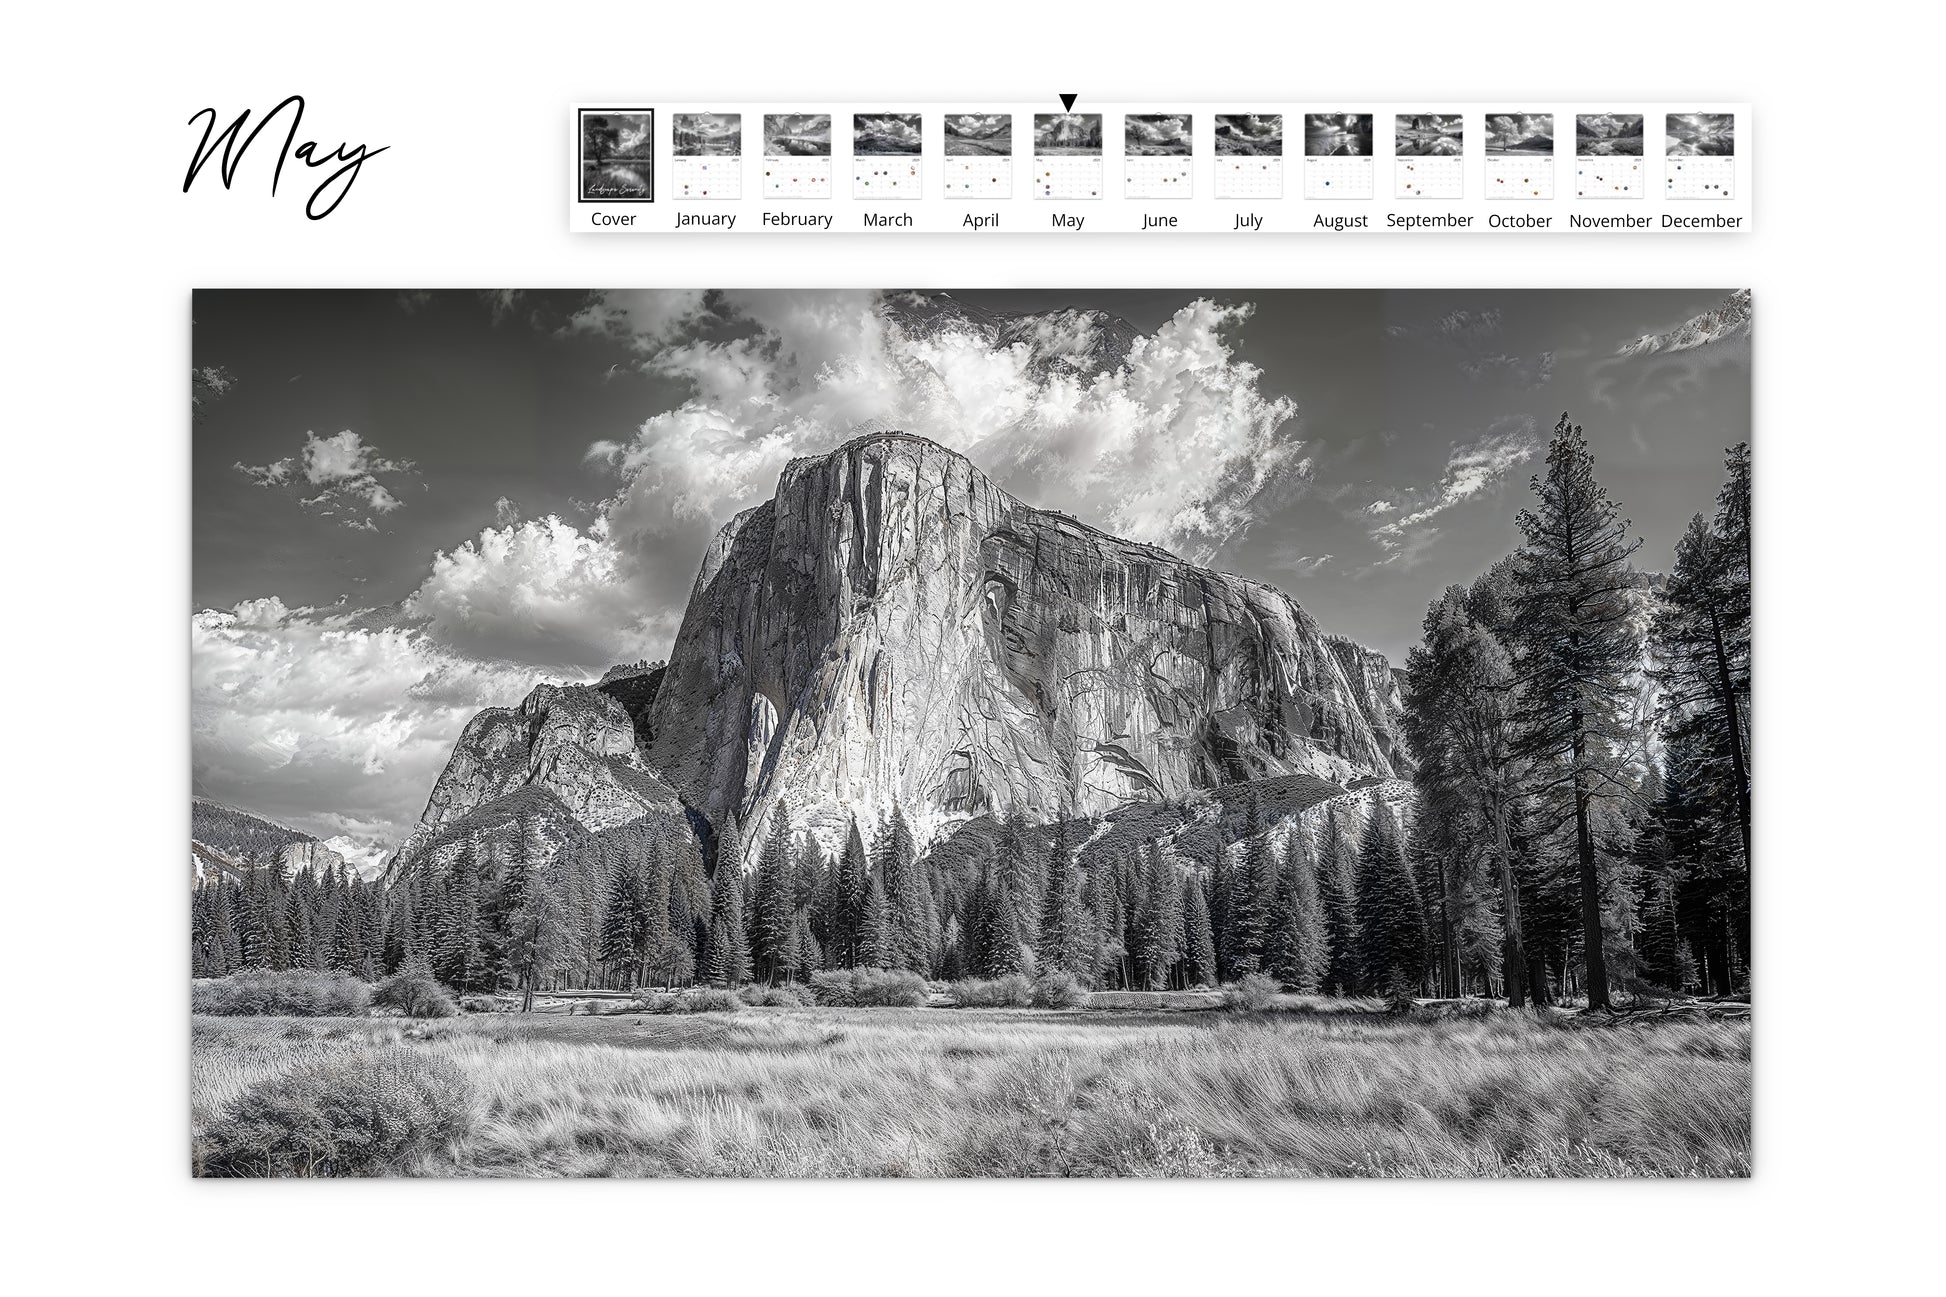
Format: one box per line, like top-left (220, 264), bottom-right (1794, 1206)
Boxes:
top-left (1059, 93), bottom-right (1077, 111)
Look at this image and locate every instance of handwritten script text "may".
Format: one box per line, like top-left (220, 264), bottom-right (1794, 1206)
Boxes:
top-left (185, 96), bottom-right (388, 219)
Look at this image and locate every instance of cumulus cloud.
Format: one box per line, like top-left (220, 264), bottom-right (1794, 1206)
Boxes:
top-left (402, 515), bottom-right (677, 672)
top-left (588, 293), bottom-right (1303, 569)
top-left (192, 597), bottom-right (549, 858)
top-left (235, 429), bottom-right (416, 529)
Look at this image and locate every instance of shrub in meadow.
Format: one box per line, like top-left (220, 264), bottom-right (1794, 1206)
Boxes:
top-left (371, 972), bottom-right (458, 1019)
top-left (677, 987), bottom-right (744, 1013)
top-left (192, 969), bottom-right (372, 1017)
top-left (952, 973), bottom-right (1034, 1007)
top-left (195, 1046), bottom-right (475, 1177)
top-left (1223, 972), bottom-right (1281, 1013)
top-left (851, 968), bottom-right (928, 1006)
top-left (809, 968), bottom-right (927, 1007)
top-left (1030, 971), bottom-right (1088, 1009)
top-left (744, 983), bottom-right (813, 1008)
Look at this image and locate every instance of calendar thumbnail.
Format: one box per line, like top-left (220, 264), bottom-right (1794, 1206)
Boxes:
top-left (1665, 113), bottom-right (1735, 200)
top-left (1033, 113), bottom-right (1104, 200)
top-left (764, 113), bottom-right (832, 199)
top-left (671, 112), bottom-right (741, 200)
top-left (1485, 113), bottom-right (1554, 199)
top-left (1304, 114), bottom-right (1374, 199)
top-left (578, 109), bottom-right (654, 202)
top-left (1214, 114), bottom-right (1283, 200)
top-left (854, 113), bottom-right (923, 198)
top-left (1576, 114), bottom-right (1645, 199)
top-left (944, 113), bottom-right (1012, 198)
top-left (1124, 113), bottom-right (1192, 199)
top-left (1395, 114), bottom-right (1463, 199)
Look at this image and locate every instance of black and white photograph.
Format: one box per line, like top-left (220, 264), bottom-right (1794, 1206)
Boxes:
top-left (1126, 113), bottom-right (1193, 155)
top-left (1033, 112), bottom-right (1104, 154)
top-left (1214, 113), bottom-right (1283, 155)
top-left (1395, 114), bottom-right (1463, 155)
top-left (1305, 113), bottom-right (1375, 156)
top-left (578, 109), bottom-right (654, 201)
top-left (943, 113), bottom-right (1011, 156)
top-left (672, 113), bottom-right (741, 157)
top-left (763, 113), bottom-right (832, 156)
top-left (1666, 113), bottom-right (1735, 157)
top-left (190, 287), bottom-right (1753, 1179)
top-left (1578, 113), bottom-right (1645, 156)
top-left (854, 112), bottom-right (922, 155)
top-left (1487, 112), bottom-right (1555, 154)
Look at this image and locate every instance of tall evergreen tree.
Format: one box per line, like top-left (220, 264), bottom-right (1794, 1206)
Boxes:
top-left (1510, 413), bottom-right (1644, 1011)
top-left (855, 868), bottom-right (893, 970)
top-left (1229, 791), bottom-right (1272, 975)
top-left (1318, 809), bottom-right (1360, 994)
top-left (1180, 871), bottom-right (1219, 989)
top-left (1137, 842), bottom-right (1184, 989)
top-left (1403, 577), bottom-right (1538, 1006)
top-left (1036, 820), bottom-right (1084, 975)
top-left (703, 828), bottom-right (750, 985)
top-left (1352, 795), bottom-right (1427, 997)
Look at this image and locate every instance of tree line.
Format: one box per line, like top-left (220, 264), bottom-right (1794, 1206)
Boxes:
top-left (194, 413), bottom-right (1749, 1010)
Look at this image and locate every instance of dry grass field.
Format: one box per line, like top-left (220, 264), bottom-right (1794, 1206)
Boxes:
top-left (190, 1001), bottom-right (1750, 1178)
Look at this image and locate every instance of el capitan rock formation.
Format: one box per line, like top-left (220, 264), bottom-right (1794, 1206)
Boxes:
top-left (386, 432), bottom-right (1409, 871)
top-left (644, 432), bottom-right (1409, 863)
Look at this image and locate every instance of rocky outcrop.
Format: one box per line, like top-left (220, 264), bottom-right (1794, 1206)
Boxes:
top-left (386, 683), bottom-right (689, 877)
top-left (645, 432), bottom-right (1408, 864)
top-left (191, 797), bottom-right (351, 882)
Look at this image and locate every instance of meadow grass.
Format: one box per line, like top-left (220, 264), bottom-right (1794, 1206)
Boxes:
top-left (190, 1003), bottom-right (1750, 1178)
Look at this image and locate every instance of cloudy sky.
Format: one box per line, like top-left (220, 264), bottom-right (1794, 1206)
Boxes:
top-left (192, 288), bottom-right (1749, 863)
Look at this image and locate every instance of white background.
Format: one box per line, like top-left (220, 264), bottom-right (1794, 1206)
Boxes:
top-left (4, 2), bottom-right (1937, 1292)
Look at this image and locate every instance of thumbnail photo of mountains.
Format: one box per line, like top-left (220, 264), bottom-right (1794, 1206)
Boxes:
top-left (763, 114), bottom-right (831, 156)
top-left (944, 113), bottom-right (1011, 156)
top-left (1396, 114), bottom-right (1463, 156)
top-left (1487, 113), bottom-right (1555, 154)
top-left (1305, 114), bottom-right (1374, 156)
top-left (1578, 114), bottom-right (1646, 156)
top-left (1033, 112), bottom-right (1103, 154)
top-left (1126, 113), bottom-right (1193, 155)
top-left (672, 113), bottom-right (741, 158)
top-left (854, 113), bottom-right (922, 156)
top-left (191, 287), bottom-right (1753, 1179)
top-left (1667, 113), bottom-right (1735, 156)
top-left (1215, 114), bottom-right (1283, 155)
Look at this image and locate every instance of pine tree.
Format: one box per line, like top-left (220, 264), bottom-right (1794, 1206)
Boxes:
top-left (874, 806), bottom-right (932, 974)
top-left (507, 864), bottom-right (572, 1010)
top-left (1137, 841), bottom-right (1183, 989)
top-left (1353, 795), bottom-right (1427, 997)
top-left (834, 817), bottom-right (868, 968)
top-left (1180, 871), bottom-right (1219, 989)
top-left (1208, 842), bottom-right (1236, 982)
top-left (751, 807), bottom-right (798, 983)
top-left (1402, 575), bottom-right (1537, 1006)
top-left (1649, 443), bottom-right (1752, 988)
top-left (1036, 820), bottom-right (1083, 975)
top-left (1229, 791), bottom-right (1272, 975)
top-left (1272, 830), bottom-right (1328, 992)
top-left (979, 864), bottom-right (1025, 978)
top-left (599, 858), bottom-right (648, 987)
top-left (703, 841), bottom-right (750, 986)
top-left (1510, 413), bottom-right (1645, 1011)
top-left (855, 867), bottom-right (893, 970)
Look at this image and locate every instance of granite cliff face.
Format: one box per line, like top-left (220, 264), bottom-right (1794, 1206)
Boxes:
top-left (645, 433), bottom-right (1408, 864)
top-left (190, 797), bottom-right (352, 882)
top-left (386, 681), bottom-right (688, 877)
